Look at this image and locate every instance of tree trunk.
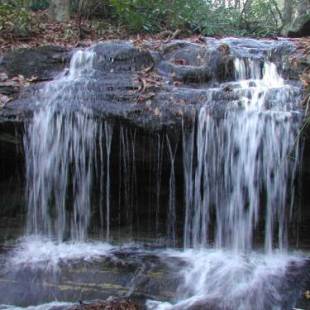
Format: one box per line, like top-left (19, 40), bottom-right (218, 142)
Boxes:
top-left (282, 0), bottom-right (293, 25)
top-left (49, 0), bottom-right (70, 22)
top-left (297, 0), bottom-right (310, 17)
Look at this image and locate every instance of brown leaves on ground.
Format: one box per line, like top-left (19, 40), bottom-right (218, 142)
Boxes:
top-left (135, 65), bottom-right (162, 103)
top-left (289, 37), bottom-right (310, 74)
top-left (0, 73), bottom-right (39, 107)
top-left (0, 11), bottom-right (202, 59)
top-left (0, 94), bottom-right (10, 107)
top-left (291, 37), bottom-right (310, 56)
top-left (0, 10), bottom-right (212, 59)
top-left (300, 69), bottom-right (310, 113)
top-left (131, 30), bottom-right (203, 52)
top-left (0, 10), bottom-right (129, 55)
top-left (69, 299), bottom-right (140, 310)
top-left (300, 70), bottom-right (310, 89)
top-left (289, 37), bottom-right (310, 110)
top-left (173, 59), bottom-right (188, 66)
top-left (217, 43), bottom-right (230, 55)
top-left (0, 74), bottom-right (38, 87)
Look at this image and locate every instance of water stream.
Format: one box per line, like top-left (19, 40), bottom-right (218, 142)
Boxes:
top-left (0, 38), bottom-right (308, 309)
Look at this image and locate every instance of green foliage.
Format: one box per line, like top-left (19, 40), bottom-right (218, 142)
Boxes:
top-left (240, 0), bottom-right (282, 36)
top-left (186, 1), bottom-right (244, 36)
top-left (110, 0), bottom-right (215, 34)
top-left (109, 0), bottom-right (169, 33)
top-left (70, 0), bottom-right (112, 19)
top-left (29, 0), bottom-right (49, 10)
top-left (108, 0), bottom-right (282, 36)
top-left (0, 2), bottom-right (35, 37)
top-left (0, 0), bottom-right (292, 38)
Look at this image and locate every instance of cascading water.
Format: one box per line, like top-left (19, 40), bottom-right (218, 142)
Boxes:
top-left (1, 38), bottom-right (307, 310)
top-left (24, 49), bottom-right (114, 241)
top-left (182, 58), bottom-right (302, 252)
top-left (151, 55), bottom-right (305, 310)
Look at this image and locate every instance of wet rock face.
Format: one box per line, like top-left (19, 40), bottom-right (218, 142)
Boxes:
top-left (0, 45), bottom-right (70, 81)
top-left (158, 41), bottom-right (234, 83)
top-left (69, 299), bottom-right (140, 310)
top-left (0, 37), bottom-right (308, 247)
top-left (0, 38), bottom-right (300, 131)
top-left (92, 42), bottom-right (154, 73)
top-left (0, 121), bottom-right (25, 220)
top-left (0, 247), bottom-right (180, 308)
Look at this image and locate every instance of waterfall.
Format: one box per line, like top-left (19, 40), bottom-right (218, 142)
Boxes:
top-left (24, 48), bottom-right (114, 241)
top-left (166, 135), bottom-right (177, 247)
top-left (182, 58), bottom-right (302, 252)
top-left (98, 122), bottom-right (114, 240)
top-left (24, 46), bottom-right (302, 249)
top-left (146, 56), bottom-right (304, 310)
top-left (6, 39), bottom-right (307, 310)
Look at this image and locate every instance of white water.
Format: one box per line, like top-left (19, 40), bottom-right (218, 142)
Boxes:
top-left (166, 135), bottom-right (177, 247)
top-left (24, 49), bottom-right (114, 241)
top-left (12, 40), bottom-right (306, 310)
top-left (0, 302), bottom-right (73, 310)
top-left (147, 249), bottom-right (305, 310)
top-left (148, 56), bottom-right (304, 309)
top-left (182, 58), bottom-right (302, 252)
top-left (7, 236), bottom-right (115, 271)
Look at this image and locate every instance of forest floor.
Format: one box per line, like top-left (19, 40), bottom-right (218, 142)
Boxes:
top-left (1, 9), bottom-right (310, 57)
top-left (1, 10), bottom-right (309, 54)
top-left (0, 10), bottom-right (192, 54)
top-left (0, 10), bottom-right (309, 107)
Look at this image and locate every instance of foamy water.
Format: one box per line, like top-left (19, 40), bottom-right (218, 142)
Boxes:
top-left (0, 302), bottom-right (72, 310)
top-left (5, 39), bottom-right (306, 309)
top-left (147, 249), bottom-right (307, 310)
top-left (7, 236), bottom-right (116, 270)
top-left (1, 237), bottom-right (308, 310)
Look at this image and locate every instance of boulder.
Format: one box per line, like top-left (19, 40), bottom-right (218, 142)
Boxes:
top-left (0, 45), bottom-right (70, 81)
top-left (92, 42), bottom-right (154, 73)
top-left (283, 14), bottom-right (310, 37)
top-left (0, 38), bottom-right (305, 132)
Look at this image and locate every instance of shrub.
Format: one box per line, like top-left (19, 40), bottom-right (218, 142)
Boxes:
top-left (0, 2), bottom-right (35, 38)
top-left (29, 0), bottom-right (49, 11)
top-left (239, 0), bottom-right (283, 36)
top-left (108, 0), bottom-right (281, 36)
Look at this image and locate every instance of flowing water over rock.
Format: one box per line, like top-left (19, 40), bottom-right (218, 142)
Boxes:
top-left (182, 60), bottom-right (302, 252)
top-left (0, 38), bottom-right (308, 310)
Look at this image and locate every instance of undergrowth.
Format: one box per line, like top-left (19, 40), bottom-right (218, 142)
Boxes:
top-left (0, 0), bottom-right (285, 40)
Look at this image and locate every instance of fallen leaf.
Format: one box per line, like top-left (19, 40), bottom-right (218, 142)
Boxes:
top-left (154, 107), bottom-right (161, 116)
top-left (0, 94), bottom-right (11, 105)
top-left (27, 75), bottom-right (39, 82)
top-left (0, 72), bottom-right (8, 82)
top-left (174, 59), bottom-right (188, 65)
top-left (218, 43), bottom-right (230, 55)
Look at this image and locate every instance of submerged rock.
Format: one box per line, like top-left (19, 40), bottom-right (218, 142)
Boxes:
top-left (69, 298), bottom-right (140, 310)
